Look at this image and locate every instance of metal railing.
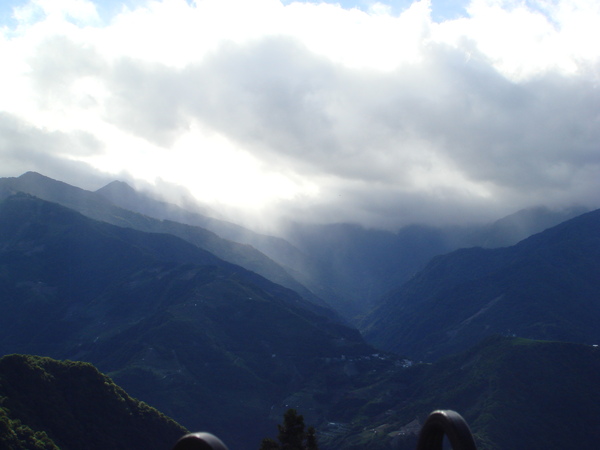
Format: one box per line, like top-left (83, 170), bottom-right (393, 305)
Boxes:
top-left (172, 409), bottom-right (477, 450)
top-left (172, 432), bottom-right (229, 450)
top-left (416, 410), bottom-right (477, 450)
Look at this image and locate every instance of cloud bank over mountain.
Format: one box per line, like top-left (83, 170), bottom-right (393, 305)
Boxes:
top-left (1, 0), bottom-right (599, 228)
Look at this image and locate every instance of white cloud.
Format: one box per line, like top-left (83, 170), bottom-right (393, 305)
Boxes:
top-left (13, 0), bottom-right (100, 25)
top-left (1, 0), bottom-right (599, 228)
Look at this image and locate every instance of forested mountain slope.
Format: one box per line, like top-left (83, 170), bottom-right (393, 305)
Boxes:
top-left (282, 206), bottom-right (586, 318)
top-left (0, 194), bottom-right (374, 448)
top-left (1, 172), bottom-right (583, 322)
top-left (321, 336), bottom-right (600, 450)
top-left (362, 208), bottom-right (600, 361)
top-left (96, 179), bottom-right (346, 318)
top-left (0, 187), bottom-right (598, 449)
top-left (0, 354), bottom-right (187, 450)
top-left (0, 172), bottom-right (331, 315)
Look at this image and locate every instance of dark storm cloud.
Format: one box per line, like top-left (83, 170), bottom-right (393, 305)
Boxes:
top-left (8, 0), bottom-right (600, 227)
top-left (100, 35), bottom-right (600, 216)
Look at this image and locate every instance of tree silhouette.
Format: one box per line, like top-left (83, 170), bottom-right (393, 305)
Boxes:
top-left (259, 409), bottom-right (318, 450)
top-left (305, 426), bottom-right (318, 450)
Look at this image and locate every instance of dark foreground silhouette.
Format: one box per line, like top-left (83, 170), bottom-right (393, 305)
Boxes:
top-left (173, 410), bottom-right (476, 450)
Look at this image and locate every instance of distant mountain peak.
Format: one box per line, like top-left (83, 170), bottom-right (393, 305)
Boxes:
top-left (96, 179), bottom-right (137, 196)
top-left (19, 170), bottom-right (43, 177)
top-left (18, 171), bottom-right (53, 181)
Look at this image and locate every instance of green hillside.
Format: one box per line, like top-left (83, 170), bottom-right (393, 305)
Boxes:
top-left (0, 354), bottom-right (187, 450)
top-left (317, 337), bottom-right (600, 449)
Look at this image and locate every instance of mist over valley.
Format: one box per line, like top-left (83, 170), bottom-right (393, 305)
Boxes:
top-left (1, 0), bottom-right (600, 447)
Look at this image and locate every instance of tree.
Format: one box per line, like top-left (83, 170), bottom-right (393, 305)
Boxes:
top-left (259, 409), bottom-right (318, 450)
top-left (259, 438), bottom-right (280, 450)
top-left (305, 427), bottom-right (318, 450)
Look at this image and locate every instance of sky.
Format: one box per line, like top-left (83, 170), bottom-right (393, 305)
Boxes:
top-left (0, 0), bottom-right (599, 230)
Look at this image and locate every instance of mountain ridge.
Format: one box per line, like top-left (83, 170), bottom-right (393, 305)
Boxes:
top-left (0, 193), bottom-right (376, 448)
top-left (0, 172), bottom-right (335, 318)
top-left (1, 173), bottom-right (600, 449)
top-left (0, 353), bottom-right (187, 449)
top-left (1, 172), bottom-right (586, 322)
top-left (362, 208), bottom-right (600, 361)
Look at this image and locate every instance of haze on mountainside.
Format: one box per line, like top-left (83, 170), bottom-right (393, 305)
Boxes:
top-left (0, 0), bottom-right (599, 230)
top-left (2, 183), bottom-right (600, 449)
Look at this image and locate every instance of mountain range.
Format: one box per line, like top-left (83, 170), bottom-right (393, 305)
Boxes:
top-left (1, 171), bottom-right (599, 449)
top-left (0, 172), bottom-right (334, 319)
top-left (362, 208), bottom-right (600, 361)
top-left (0, 172), bottom-right (584, 322)
top-left (94, 175), bottom-right (588, 319)
top-left (0, 353), bottom-right (187, 449)
top-left (0, 192), bottom-right (377, 448)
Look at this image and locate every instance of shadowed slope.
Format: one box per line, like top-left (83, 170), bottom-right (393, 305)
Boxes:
top-left (0, 354), bottom-right (187, 450)
top-left (362, 209), bottom-right (600, 361)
